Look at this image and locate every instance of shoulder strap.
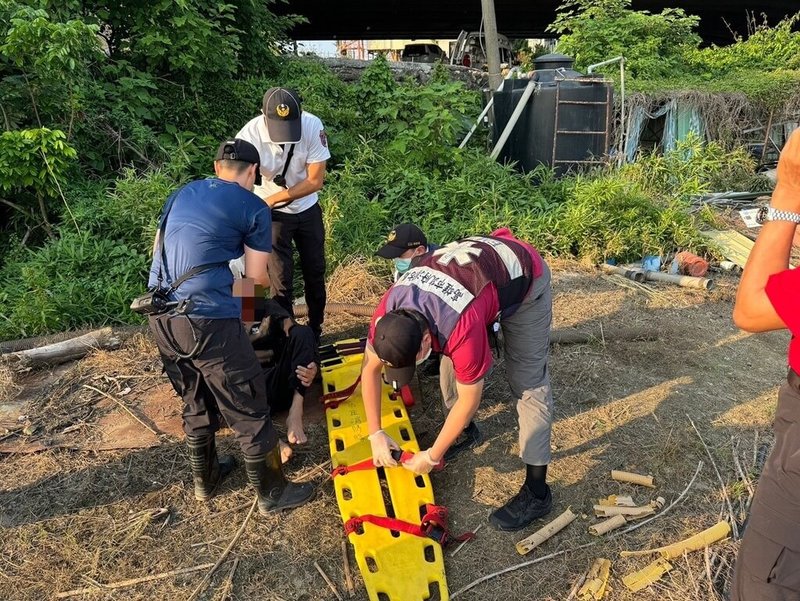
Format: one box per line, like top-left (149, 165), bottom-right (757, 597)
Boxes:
top-left (280, 143), bottom-right (296, 181)
top-left (167, 261), bottom-right (229, 293)
top-left (155, 192), bottom-right (179, 288)
top-left (156, 190), bottom-right (227, 293)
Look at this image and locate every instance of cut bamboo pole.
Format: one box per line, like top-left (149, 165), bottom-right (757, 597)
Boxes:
top-left (622, 558), bottom-right (674, 592)
top-left (449, 462), bottom-right (703, 600)
top-left (515, 508), bottom-right (577, 555)
top-left (594, 497), bottom-right (664, 519)
top-left (577, 558), bottom-right (612, 600)
top-left (621, 521), bottom-right (731, 559)
top-left (597, 495), bottom-right (636, 507)
top-left (611, 470), bottom-right (655, 488)
top-left (566, 570), bottom-right (589, 601)
top-left (593, 505), bottom-right (654, 519)
top-left (589, 515), bottom-right (627, 536)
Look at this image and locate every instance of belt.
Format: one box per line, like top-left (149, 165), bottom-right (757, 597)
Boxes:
top-left (787, 368), bottom-right (800, 391)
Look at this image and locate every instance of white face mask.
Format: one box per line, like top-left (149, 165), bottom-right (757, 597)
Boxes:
top-left (415, 345), bottom-right (432, 365)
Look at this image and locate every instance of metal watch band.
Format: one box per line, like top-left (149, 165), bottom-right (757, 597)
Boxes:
top-left (767, 207), bottom-right (800, 224)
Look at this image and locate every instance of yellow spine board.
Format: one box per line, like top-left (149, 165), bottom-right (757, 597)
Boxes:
top-left (321, 350), bottom-right (449, 601)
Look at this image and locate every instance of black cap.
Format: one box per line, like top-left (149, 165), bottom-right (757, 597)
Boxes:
top-left (262, 87), bottom-right (302, 144)
top-left (376, 223), bottom-right (428, 259)
top-left (373, 310), bottom-right (424, 389)
top-left (215, 138), bottom-right (262, 186)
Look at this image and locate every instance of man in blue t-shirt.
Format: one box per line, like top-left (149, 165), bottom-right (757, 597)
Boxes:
top-left (147, 138), bottom-right (314, 516)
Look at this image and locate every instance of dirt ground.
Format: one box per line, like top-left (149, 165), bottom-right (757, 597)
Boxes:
top-left (0, 262), bottom-right (788, 601)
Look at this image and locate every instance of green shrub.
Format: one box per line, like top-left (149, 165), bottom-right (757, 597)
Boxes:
top-left (0, 231), bottom-right (147, 338)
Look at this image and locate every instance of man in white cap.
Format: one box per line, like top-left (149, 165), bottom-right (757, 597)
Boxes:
top-left (237, 88), bottom-right (331, 342)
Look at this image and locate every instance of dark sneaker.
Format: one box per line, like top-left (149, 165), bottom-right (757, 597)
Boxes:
top-left (444, 421), bottom-right (482, 461)
top-left (489, 484), bottom-right (553, 531)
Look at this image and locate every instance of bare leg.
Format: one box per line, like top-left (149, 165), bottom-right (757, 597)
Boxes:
top-left (286, 390), bottom-right (307, 444)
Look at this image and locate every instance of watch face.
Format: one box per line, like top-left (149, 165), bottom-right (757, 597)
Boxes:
top-left (756, 206), bottom-right (769, 224)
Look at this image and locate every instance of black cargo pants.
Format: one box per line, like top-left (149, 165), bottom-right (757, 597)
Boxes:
top-left (260, 324), bottom-right (318, 413)
top-left (149, 315), bottom-right (278, 457)
top-left (269, 203), bottom-right (326, 340)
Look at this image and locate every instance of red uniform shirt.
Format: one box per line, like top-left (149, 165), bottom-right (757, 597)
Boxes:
top-left (369, 228), bottom-right (542, 384)
top-left (765, 268), bottom-right (800, 372)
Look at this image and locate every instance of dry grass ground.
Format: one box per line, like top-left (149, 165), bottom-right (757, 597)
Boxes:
top-left (0, 261), bottom-right (788, 601)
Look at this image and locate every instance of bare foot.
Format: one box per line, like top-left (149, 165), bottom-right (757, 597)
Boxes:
top-left (286, 393), bottom-right (307, 444)
top-left (279, 439), bottom-right (293, 464)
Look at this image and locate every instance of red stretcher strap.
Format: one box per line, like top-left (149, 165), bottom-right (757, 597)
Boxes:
top-left (344, 504), bottom-right (474, 547)
top-left (321, 375), bottom-right (361, 409)
top-left (322, 378), bottom-right (416, 410)
top-left (330, 450), bottom-right (416, 477)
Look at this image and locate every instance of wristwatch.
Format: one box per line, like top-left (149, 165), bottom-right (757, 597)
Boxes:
top-left (756, 206), bottom-right (800, 224)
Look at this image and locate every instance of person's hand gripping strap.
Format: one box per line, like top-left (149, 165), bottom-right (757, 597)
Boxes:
top-left (368, 429), bottom-right (401, 467)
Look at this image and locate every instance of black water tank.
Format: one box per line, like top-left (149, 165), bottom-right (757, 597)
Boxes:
top-left (492, 54), bottom-right (613, 176)
top-left (533, 53), bottom-right (575, 72)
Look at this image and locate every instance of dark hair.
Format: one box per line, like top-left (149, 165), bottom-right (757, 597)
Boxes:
top-left (215, 159), bottom-right (254, 174)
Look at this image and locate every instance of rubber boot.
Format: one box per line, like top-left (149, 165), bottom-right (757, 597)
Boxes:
top-left (245, 445), bottom-right (315, 515)
top-left (186, 433), bottom-right (236, 501)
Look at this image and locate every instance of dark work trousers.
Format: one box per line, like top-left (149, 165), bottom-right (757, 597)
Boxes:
top-left (149, 315), bottom-right (278, 457)
top-left (731, 370), bottom-right (800, 601)
top-left (269, 203), bottom-right (326, 339)
top-left (254, 324), bottom-right (318, 413)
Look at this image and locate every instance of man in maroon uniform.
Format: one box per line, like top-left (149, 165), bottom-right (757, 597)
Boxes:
top-left (732, 129), bottom-right (800, 600)
top-left (361, 228), bottom-right (554, 531)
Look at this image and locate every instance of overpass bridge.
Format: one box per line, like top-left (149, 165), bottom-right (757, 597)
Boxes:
top-left (274, 1), bottom-right (798, 46)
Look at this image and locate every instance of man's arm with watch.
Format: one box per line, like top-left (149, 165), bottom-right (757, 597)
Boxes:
top-left (734, 134), bottom-right (800, 332)
top-left (265, 161), bottom-right (326, 209)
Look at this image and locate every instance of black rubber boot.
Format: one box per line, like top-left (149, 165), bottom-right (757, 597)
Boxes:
top-left (444, 421), bottom-right (482, 461)
top-left (489, 484), bottom-right (553, 531)
top-left (186, 433), bottom-right (236, 501)
top-left (245, 445), bottom-right (315, 515)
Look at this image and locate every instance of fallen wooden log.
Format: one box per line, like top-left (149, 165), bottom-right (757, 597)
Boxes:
top-left (2, 327), bottom-right (122, 368)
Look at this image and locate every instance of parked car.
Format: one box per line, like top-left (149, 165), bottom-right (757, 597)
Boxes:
top-left (450, 31), bottom-right (514, 69)
top-left (401, 43), bottom-right (447, 63)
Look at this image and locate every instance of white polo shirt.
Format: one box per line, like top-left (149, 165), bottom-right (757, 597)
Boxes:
top-left (236, 111), bottom-right (331, 215)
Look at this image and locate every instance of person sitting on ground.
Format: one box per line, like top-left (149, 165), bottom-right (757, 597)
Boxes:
top-left (245, 296), bottom-right (318, 464)
top-left (375, 222), bottom-right (438, 281)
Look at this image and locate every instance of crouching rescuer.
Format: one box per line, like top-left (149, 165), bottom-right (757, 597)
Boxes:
top-left (361, 229), bottom-right (555, 531)
top-left (133, 138), bottom-right (314, 515)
